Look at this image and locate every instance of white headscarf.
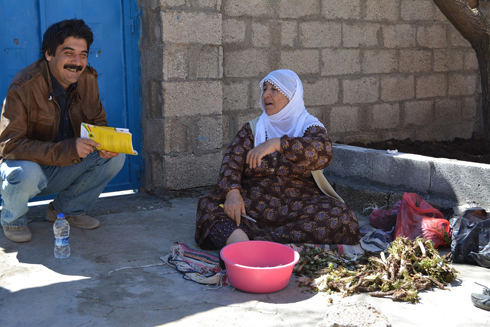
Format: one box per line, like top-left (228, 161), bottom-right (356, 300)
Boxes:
top-left (254, 69), bottom-right (325, 147)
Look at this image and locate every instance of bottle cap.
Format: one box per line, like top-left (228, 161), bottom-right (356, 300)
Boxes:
top-left (57, 213), bottom-right (65, 219)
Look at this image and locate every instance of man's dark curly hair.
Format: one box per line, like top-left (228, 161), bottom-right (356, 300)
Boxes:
top-left (41, 19), bottom-right (93, 56)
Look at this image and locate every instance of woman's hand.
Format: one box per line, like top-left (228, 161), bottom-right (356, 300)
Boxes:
top-left (246, 138), bottom-right (281, 169)
top-left (224, 189), bottom-right (246, 226)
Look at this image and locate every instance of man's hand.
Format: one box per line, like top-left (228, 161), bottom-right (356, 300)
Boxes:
top-left (224, 189), bottom-right (246, 226)
top-left (76, 138), bottom-right (99, 158)
top-left (246, 137), bottom-right (281, 169)
top-left (99, 150), bottom-right (119, 159)
top-left (76, 138), bottom-right (120, 159)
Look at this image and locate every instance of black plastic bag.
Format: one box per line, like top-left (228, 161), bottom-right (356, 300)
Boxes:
top-left (451, 210), bottom-right (490, 268)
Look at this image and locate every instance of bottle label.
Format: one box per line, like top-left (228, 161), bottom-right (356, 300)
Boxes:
top-left (55, 237), bottom-right (69, 247)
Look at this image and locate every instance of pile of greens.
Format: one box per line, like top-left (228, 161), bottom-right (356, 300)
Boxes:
top-left (295, 237), bottom-right (457, 303)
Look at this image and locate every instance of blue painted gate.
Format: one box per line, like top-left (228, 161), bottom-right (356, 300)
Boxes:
top-left (0, 0), bottom-right (142, 193)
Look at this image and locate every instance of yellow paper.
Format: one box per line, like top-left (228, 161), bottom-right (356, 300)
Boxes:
top-left (80, 123), bottom-right (138, 155)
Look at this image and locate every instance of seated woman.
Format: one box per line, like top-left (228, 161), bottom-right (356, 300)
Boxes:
top-left (195, 69), bottom-right (360, 250)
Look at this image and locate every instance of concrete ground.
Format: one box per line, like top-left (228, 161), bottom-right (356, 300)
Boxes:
top-left (1, 193), bottom-right (489, 327)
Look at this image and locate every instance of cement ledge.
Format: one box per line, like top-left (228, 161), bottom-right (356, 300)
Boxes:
top-left (324, 143), bottom-right (490, 213)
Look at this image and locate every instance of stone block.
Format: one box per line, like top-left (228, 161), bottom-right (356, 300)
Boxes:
top-left (299, 21), bottom-right (341, 48)
top-left (163, 152), bottom-right (222, 189)
top-left (342, 77), bottom-right (378, 104)
top-left (464, 49), bottom-right (478, 71)
top-left (362, 49), bottom-right (398, 74)
top-left (197, 45), bottom-right (222, 79)
top-left (448, 73), bottom-right (477, 96)
top-left (141, 46), bottom-right (164, 81)
top-left (163, 81), bottom-right (222, 116)
top-left (415, 125), bottom-right (448, 141)
top-left (277, 0), bottom-right (319, 18)
top-left (404, 100), bottom-right (434, 126)
top-left (224, 0), bottom-right (272, 17)
top-left (371, 103), bottom-right (400, 129)
top-left (223, 81), bottom-right (249, 111)
top-left (336, 132), bottom-right (380, 144)
top-left (193, 0), bottom-right (221, 10)
top-left (324, 144), bottom-right (374, 180)
top-left (163, 117), bottom-right (190, 154)
top-left (401, 0), bottom-right (434, 21)
top-left (280, 50), bottom-right (320, 75)
top-left (157, 0), bottom-right (186, 8)
top-left (218, 47), bottom-right (224, 79)
top-left (379, 129), bottom-right (413, 142)
top-left (322, 0), bottom-right (361, 19)
top-left (150, 80), bottom-right (164, 118)
top-left (322, 49), bottom-right (361, 76)
top-left (365, 0), bottom-right (399, 21)
top-left (144, 118), bottom-right (167, 152)
top-left (417, 24), bottom-right (447, 48)
top-left (252, 22), bottom-right (272, 47)
top-left (148, 153), bottom-right (165, 188)
top-left (431, 160), bottom-right (490, 205)
top-left (303, 78), bottom-right (339, 106)
top-left (163, 45), bottom-right (189, 80)
top-left (195, 116), bottom-right (223, 151)
top-left (224, 49), bottom-right (271, 77)
top-left (328, 106), bottom-right (362, 133)
top-left (434, 5), bottom-right (448, 22)
top-left (416, 74), bottom-right (446, 98)
top-left (221, 113), bottom-right (234, 145)
top-left (223, 19), bottom-right (246, 44)
top-left (319, 298), bottom-right (392, 327)
top-left (251, 78), bottom-right (263, 109)
top-left (380, 75), bottom-right (414, 102)
top-left (399, 49), bottom-right (431, 73)
top-left (382, 24), bottom-right (416, 48)
top-left (434, 49), bottom-right (464, 72)
top-left (281, 21), bottom-right (297, 47)
top-left (449, 120), bottom-right (477, 140)
top-left (343, 23), bottom-right (380, 47)
top-left (449, 26), bottom-right (471, 47)
top-left (371, 153), bottom-right (432, 192)
top-left (237, 111), bottom-right (262, 129)
top-left (162, 11), bottom-right (222, 45)
top-left (307, 107), bottom-right (325, 123)
top-left (435, 98), bottom-right (461, 123)
top-left (462, 96), bottom-right (477, 119)
top-left (143, 10), bottom-right (163, 44)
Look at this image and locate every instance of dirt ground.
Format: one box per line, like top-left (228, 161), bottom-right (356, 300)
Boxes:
top-left (344, 134), bottom-right (490, 165)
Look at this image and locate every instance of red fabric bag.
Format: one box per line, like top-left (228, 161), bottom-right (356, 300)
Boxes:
top-left (394, 193), bottom-right (450, 248)
top-left (369, 200), bottom-right (402, 232)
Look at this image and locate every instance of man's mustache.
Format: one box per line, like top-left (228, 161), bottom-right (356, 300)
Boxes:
top-left (64, 64), bottom-right (83, 71)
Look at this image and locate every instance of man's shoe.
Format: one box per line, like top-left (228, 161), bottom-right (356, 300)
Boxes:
top-left (3, 226), bottom-right (32, 243)
top-left (46, 203), bottom-right (100, 230)
top-left (471, 293), bottom-right (490, 311)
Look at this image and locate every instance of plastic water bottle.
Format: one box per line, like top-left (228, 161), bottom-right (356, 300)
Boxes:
top-left (53, 213), bottom-right (70, 259)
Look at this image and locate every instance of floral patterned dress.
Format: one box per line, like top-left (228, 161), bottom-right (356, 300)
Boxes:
top-left (195, 123), bottom-right (360, 250)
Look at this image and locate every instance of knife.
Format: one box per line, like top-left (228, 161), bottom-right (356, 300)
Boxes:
top-left (219, 204), bottom-right (257, 223)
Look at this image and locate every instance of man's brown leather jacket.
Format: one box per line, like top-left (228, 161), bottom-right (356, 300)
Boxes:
top-left (0, 58), bottom-right (108, 166)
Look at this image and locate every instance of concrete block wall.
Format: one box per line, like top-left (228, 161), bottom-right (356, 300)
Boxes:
top-left (324, 144), bottom-right (490, 212)
top-left (140, 0), bottom-right (224, 194)
top-left (220, 0), bottom-right (480, 146)
top-left (140, 0), bottom-right (481, 193)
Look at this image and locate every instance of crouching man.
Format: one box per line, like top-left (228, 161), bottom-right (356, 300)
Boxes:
top-left (0, 19), bottom-right (125, 242)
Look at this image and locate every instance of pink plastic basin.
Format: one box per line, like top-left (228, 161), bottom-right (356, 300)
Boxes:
top-left (220, 240), bottom-right (300, 293)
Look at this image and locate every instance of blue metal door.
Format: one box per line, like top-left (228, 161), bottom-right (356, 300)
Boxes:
top-left (0, 0), bottom-right (142, 193)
